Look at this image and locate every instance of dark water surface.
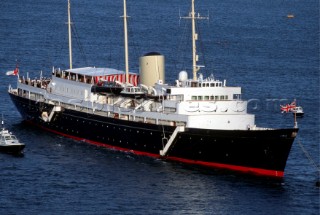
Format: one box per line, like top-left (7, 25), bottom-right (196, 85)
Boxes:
top-left (0, 0), bottom-right (319, 214)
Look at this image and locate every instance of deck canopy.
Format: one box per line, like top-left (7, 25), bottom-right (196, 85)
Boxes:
top-left (63, 67), bottom-right (139, 86)
top-left (65, 67), bottom-right (128, 77)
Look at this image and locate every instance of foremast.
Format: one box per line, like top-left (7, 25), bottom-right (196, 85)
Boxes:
top-left (191, 0), bottom-right (198, 80)
top-left (181, 0), bottom-right (208, 80)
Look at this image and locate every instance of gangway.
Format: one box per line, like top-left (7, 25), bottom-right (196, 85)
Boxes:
top-left (160, 126), bottom-right (185, 156)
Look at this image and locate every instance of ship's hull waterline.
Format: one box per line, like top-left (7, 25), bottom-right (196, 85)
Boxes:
top-left (9, 92), bottom-right (298, 178)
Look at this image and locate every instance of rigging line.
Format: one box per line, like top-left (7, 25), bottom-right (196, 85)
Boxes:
top-left (174, 17), bottom-right (189, 72)
top-left (107, 42), bottom-right (112, 68)
top-left (297, 138), bottom-right (320, 173)
top-left (196, 22), bottom-right (208, 77)
top-left (42, 30), bottom-right (54, 70)
top-left (127, 19), bottom-right (140, 72)
top-left (71, 15), bottom-right (88, 66)
top-left (71, 26), bottom-right (87, 66)
top-left (126, 0), bottom-right (142, 71)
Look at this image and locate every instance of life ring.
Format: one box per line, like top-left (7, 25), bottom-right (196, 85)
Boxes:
top-left (114, 113), bottom-right (119, 119)
top-left (41, 112), bottom-right (49, 122)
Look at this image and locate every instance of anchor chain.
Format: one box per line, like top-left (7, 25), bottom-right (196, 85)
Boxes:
top-left (296, 138), bottom-right (320, 173)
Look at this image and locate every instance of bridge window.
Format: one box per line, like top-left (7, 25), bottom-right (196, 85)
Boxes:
top-left (233, 94), bottom-right (241, 100)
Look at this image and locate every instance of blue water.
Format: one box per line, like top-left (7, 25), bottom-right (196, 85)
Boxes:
top-left (0, 0), bottom-right (319, 214)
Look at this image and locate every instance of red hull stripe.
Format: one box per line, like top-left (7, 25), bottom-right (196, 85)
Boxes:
top-left (166, 156), bottom-right (284, 178)
top-left (28, 121), bottom-right (284, 178)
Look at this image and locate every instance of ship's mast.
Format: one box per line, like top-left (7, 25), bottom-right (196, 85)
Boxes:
top-left (181, 0), bottom-right (208, 81)
top-left (191, 0), bottom-right (198, 81)
top-left (68, 0), bottom-right (73, 69)
top-left (123, 0), bottom-right (129, 84)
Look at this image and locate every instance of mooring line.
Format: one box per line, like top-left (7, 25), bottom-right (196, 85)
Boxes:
top-left (297, 138), bottom-right (320, 173)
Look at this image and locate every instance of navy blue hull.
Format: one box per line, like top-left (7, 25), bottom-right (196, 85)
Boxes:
top-left (0, 145), bottom-right (25, 155)
top-left (9, 92), bottom-right (298, 178)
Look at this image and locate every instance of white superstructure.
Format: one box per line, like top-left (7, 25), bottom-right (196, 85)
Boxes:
top-left (11, 65), bottom-right (255, 131)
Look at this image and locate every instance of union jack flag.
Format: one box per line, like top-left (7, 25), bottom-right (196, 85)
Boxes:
top-left (280, 100), bottom-right (296, 113)
top-left (6, 63), bottom-right (19, 76)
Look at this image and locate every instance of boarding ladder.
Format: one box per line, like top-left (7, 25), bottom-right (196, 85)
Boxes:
top-left (160, 126), bottom-right (185, 156)
top-left (41, 106), bottom-right (62, 122)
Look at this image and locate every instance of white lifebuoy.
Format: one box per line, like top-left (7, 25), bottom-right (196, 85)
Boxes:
top-left (41, 112), bottom-right (49, 122)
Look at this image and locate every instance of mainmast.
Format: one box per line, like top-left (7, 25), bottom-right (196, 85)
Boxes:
top-left (68, 0), bottom-right (73, 69)
top-left (123, 0), bottom-right (129, 84)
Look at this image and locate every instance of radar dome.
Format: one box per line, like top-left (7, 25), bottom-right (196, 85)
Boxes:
top-left (178, 71), bottom-right (188, 82)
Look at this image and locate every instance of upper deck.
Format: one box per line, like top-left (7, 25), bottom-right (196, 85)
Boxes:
top-left (54, 67), bottom-right (139, 86)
